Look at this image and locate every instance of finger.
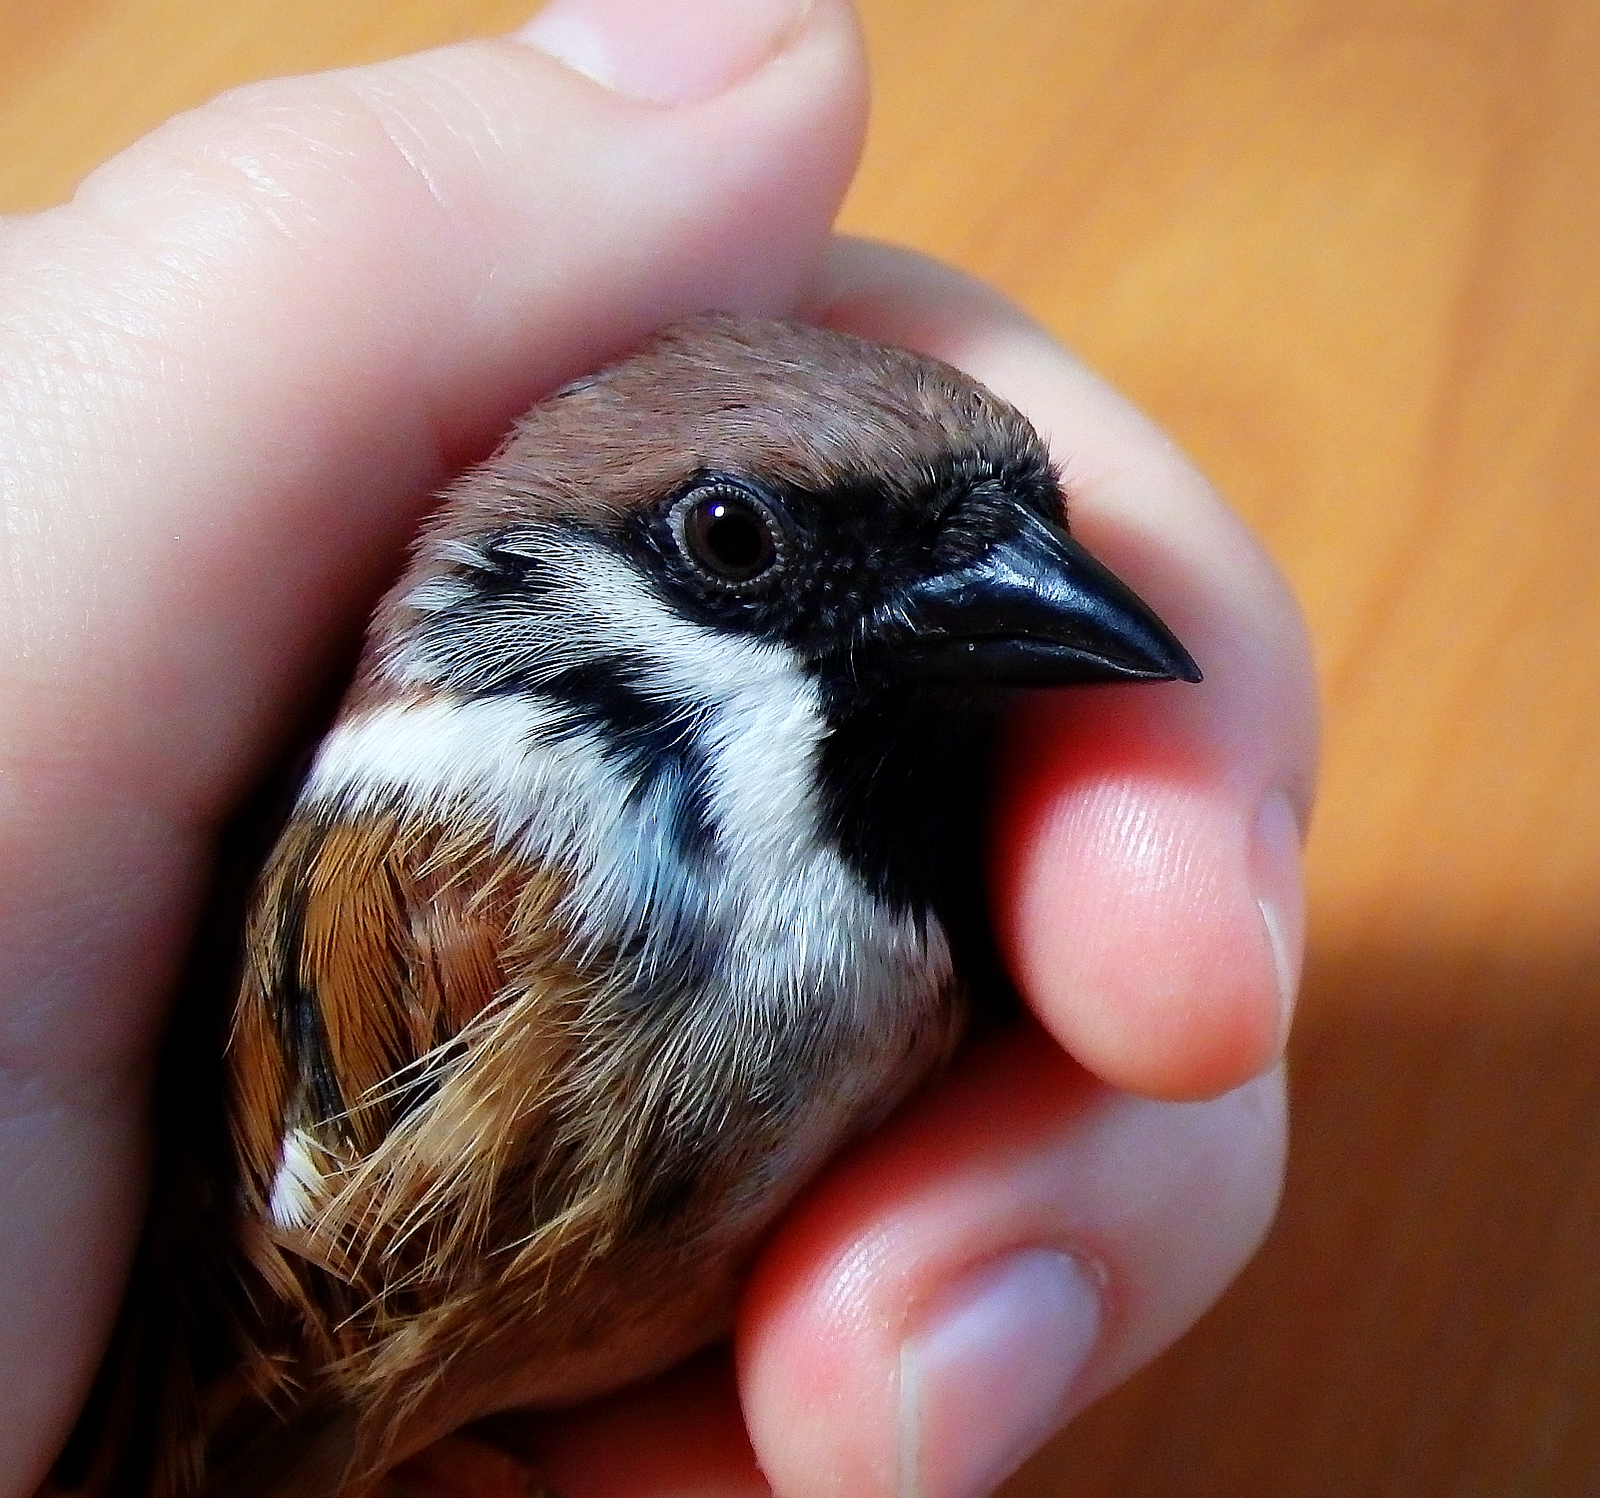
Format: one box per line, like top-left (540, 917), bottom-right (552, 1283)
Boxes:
top-left (739, 1023), bottom-right (1287, 1498)
top-left (0, 6), bottom-right (866, 1488)
top-left (428, 1036), bottom-right (1284, 1498)
top-left (3, 0), bottom-right (865, 834)
top-left (810, 240), bottom-right (1318, 1098)
top-left (722, 242), bottom-right (1302, 1498)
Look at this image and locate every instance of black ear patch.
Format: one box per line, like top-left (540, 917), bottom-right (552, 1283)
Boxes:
top-left (534, 654), bottom-right (719, 868)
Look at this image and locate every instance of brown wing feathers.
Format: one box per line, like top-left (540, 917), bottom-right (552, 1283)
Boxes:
top-left (218, 804), bottom-right (775, 1484)
top-left (220, 808), bottom-right (623, 1478)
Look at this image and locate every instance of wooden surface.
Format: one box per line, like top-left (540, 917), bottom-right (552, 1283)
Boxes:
top-left (6, 0), bottom-right (1599, 1493)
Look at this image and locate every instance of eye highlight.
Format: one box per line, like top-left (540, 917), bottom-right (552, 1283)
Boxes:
top-left (670, 482), bottom-right (787, 591)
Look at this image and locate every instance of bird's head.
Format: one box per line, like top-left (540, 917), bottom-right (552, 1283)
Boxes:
top-left (375, 314), bottom-right (1194, 705)
top-left (356, 314), bottom-right (1197, 924)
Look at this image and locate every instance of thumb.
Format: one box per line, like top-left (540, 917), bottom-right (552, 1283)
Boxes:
top-left (4, 0), bottom-right (867, 819)
top-left (0, 4), bottom-right (865, 1490)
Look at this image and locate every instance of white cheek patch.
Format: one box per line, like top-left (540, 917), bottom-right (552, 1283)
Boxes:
top-left (302, 694), bottom-right (624, 868)
top-left (702, 671), bottom-right (826, 862)
top-left (563, 544), bottom-right (797, 702)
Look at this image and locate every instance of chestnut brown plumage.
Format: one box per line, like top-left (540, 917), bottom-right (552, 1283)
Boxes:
top-left (57, 315), bottom-right (1198, 1498)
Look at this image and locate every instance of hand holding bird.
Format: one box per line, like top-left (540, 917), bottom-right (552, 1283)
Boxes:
top-left (0, 7), bottom-right (1314, 1497)
top-left (112, 314), bottom-right (1197, 1496)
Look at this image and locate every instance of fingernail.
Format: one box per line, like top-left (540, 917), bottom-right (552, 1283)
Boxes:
top-left (517, 0), bottom-right (812, 104)
top-left (1251, 789), bottom-right (1306, 1043)
top-left (899, 1250), bottom-right (1102, 1498)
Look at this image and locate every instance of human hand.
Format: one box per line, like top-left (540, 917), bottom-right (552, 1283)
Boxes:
top-left (0, 2), bottom-right (1314, 1495)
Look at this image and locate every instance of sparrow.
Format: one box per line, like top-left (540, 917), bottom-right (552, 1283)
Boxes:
top-left (54, 313), bottom-right (1198, 1498)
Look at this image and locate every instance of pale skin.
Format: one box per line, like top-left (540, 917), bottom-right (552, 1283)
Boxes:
top-left (0, 2), bottom-right (1316, 1496)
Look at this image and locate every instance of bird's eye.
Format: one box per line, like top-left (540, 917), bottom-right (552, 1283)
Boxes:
top-left (670, 483), bottom-right (786, 591)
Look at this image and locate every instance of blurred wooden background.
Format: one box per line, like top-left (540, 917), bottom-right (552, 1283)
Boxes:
top-left (6, 0), bottom-right (1599, 1493)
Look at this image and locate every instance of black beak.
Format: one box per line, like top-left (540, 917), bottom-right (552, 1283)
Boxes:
top-left (869, 509), bottom-right (1201, 687)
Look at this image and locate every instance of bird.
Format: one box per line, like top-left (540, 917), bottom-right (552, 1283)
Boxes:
top-left (54, 312), bottom-right (1199, 1498)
